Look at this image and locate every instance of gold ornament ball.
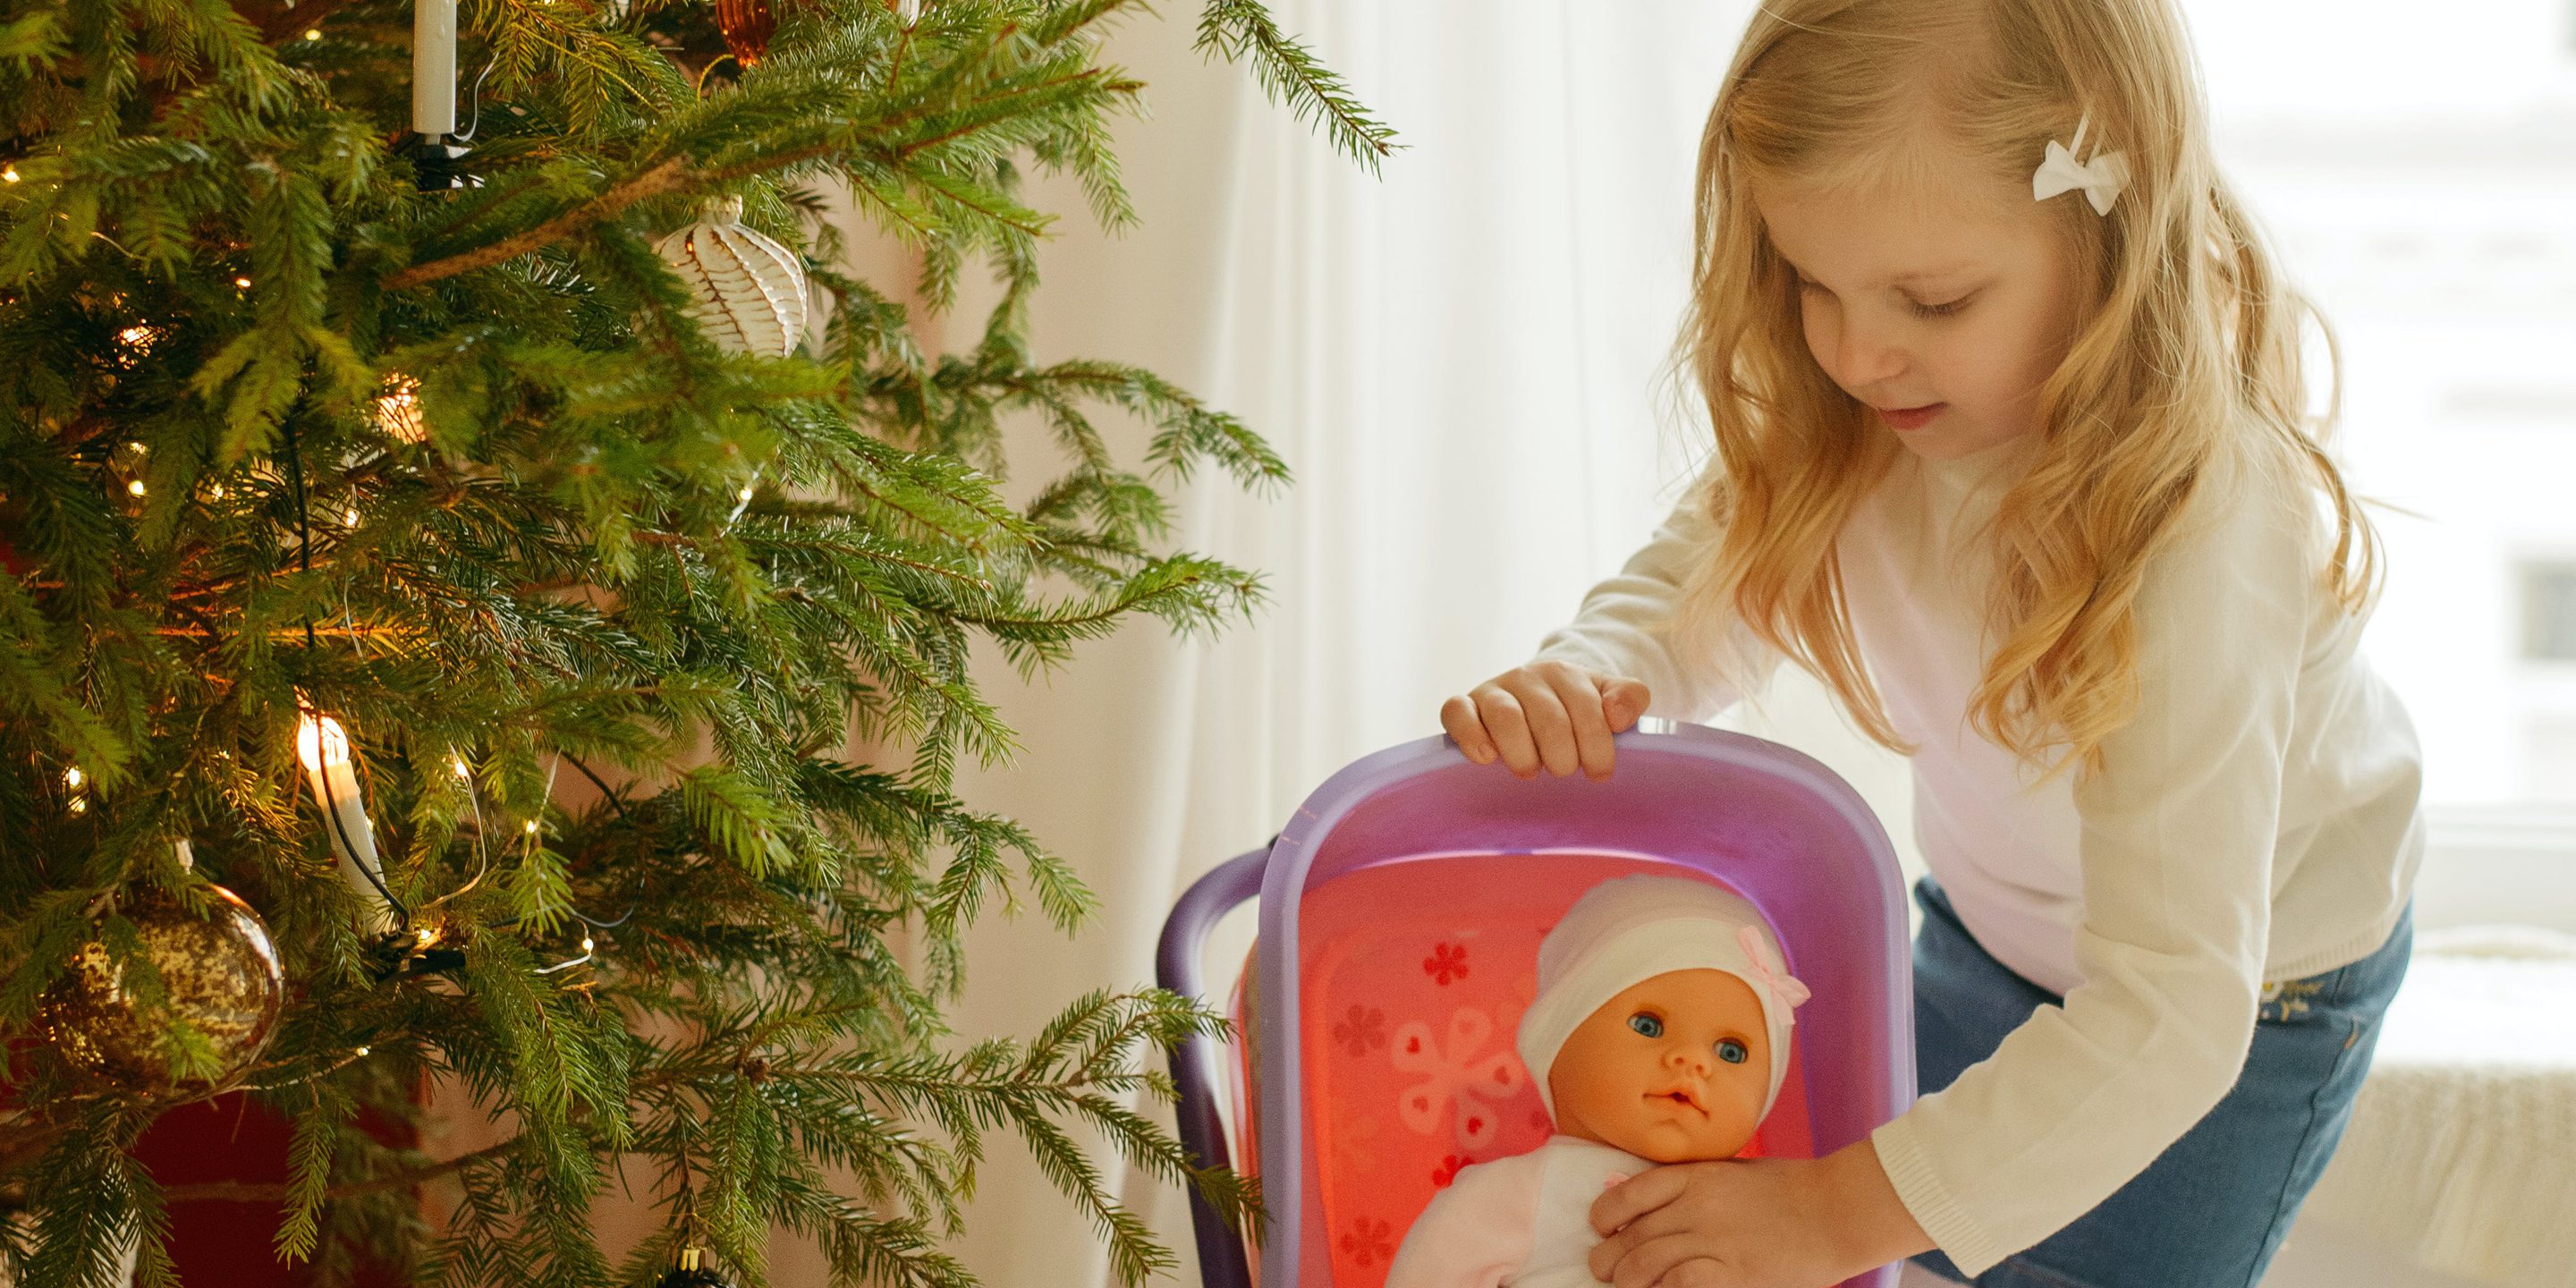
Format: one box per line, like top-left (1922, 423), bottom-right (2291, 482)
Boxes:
top-left (36, 884), bottom-right (285, 1089)
top-left (656, 1248), bottom-right (733, 1288)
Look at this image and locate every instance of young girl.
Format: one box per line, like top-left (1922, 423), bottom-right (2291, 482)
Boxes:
top-left (1437, 4), bottom-right (2423, 1287)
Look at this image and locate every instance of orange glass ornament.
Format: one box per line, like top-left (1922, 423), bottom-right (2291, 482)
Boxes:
top-left (714, 0), bottom-right (775, 66)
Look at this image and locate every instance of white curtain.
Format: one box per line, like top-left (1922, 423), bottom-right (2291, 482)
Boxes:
top-left (932, 7), bottom-right (1925, 1287)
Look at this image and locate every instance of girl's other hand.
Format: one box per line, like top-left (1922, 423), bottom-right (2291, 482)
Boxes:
top-left (1440, 661), bottom-right (1652, 781)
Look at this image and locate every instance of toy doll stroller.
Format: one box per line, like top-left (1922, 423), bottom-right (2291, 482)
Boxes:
top-left (1156, 719), bottom-right (1917, 1288)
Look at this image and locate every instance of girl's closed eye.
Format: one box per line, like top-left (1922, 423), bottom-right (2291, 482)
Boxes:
top-left (1794, 273), bottom-right (1974, 319)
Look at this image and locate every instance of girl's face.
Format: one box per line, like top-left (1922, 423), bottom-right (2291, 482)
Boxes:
top-left (1546, 969), bottom-right (1771, 1164)
top-left (1751, 163), bottom-right (2084, 462)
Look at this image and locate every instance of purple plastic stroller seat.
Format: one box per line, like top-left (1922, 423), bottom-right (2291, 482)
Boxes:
top-left (1157, 719), bottom-right (1916, 1288)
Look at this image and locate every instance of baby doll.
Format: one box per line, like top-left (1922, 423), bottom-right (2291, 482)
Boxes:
top-left (1383, 874), bottom-right (1809, 1288)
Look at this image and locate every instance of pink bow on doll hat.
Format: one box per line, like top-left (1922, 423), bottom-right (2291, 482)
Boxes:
top-left (1738, 922), bottom-right (1812, 1016)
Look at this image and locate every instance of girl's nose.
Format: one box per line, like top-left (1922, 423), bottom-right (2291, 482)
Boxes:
top-left (1663, 1044), bottom-right (1711, 1077)
top-left (1827, 315), bottom-right (1907, 389)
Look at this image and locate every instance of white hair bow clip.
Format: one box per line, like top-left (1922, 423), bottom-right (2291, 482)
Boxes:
top-left (2032, 112), bottom-right (2129, 216)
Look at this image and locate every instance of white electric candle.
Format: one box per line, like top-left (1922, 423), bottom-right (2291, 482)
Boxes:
top-left (413, 0), bottom-right (457, 138)
top-left (296, 713), bottom-right (395, 934)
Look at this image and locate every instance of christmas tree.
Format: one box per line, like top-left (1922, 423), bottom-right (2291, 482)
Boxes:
top-left (0, 0), bottom-right (1390, 1284)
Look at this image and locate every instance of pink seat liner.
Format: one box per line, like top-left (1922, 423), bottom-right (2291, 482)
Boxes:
top-left (1252, 853), bottom-right (1816, 1288)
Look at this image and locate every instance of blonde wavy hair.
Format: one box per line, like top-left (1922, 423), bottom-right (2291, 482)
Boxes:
top-left (1667, 0), bottom-right (2381, 782)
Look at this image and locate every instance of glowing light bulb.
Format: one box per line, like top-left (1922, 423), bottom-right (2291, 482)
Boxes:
top-left (737, 485), bottom-right (755, 502)
top-left (296, 713), bottom-right (351, 772)
top-left (126, 479), bottom-right (147, 496)
top-left (342, 507), bottom-right (360, 528)
top-left (522, 819), bottom-right (539, 835)
top-left (355, 1045), bottom-right (370, 1056)
top-left (207, 484), bottom-right (225, 501)
top-left (114, 325), bottom-right (158, 367)
top-left (580, 936), bottom-right (595, 952)
top-left (302, 27), bottom-right (320, 39)
top-left (373, 375), bottom-right (427, 444)
top-left (233, 276), bottom-right (251, 289)
top-left (68, 797), bottom-right (87, 814)
top-left (1, 166), bottom-right (18, 183)
top-left (64, 767), bottom-right (83, 790)
top-left (451, 754), bottom-right (471, 778)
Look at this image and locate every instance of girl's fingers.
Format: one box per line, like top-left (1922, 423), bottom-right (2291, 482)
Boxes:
top-left (1600, 676), bottom-right (1651, 732)
top-left (1536, 663), bottom-right (1617, 780)
top-left (1440, 694), bottom-right (1496, 764)
top-left (1472, 686), bottom-right (1543, 777)
top-left (1598, 1234), bottom-right (1716, 1288)
top-left (1443, 665), bottom-right (1652, 780)
top-left (1503, 674), bottom-right (1581, 778)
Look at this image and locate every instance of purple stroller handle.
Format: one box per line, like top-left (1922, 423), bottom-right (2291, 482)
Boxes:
top-left (1157, 843), bottom-right (1268, 1288)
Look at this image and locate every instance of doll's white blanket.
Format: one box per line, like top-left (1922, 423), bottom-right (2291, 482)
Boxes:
top-left (2295, 925), bottom-right (2576, 1288)
top-left (1383, 1135), bottom-right (1653, 1288)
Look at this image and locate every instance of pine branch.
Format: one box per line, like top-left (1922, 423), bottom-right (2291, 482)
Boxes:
top-left (156, 1137), bottom-right (521, 1205)
top-left (383, 157), bottom-right (693, 290)
top-left (1193, 0), bottom-right (1400, 175)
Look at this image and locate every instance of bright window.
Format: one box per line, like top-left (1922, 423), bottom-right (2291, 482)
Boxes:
top-left (2186, 0), bottom-right (2576, 815)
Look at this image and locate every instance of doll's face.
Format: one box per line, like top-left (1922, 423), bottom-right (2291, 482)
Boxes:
top-left (1546, 969), bottom-right (1772, 1164)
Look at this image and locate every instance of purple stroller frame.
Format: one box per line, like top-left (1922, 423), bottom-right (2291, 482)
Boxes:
top-left (1157, 719), bottom-right (1917, 1288)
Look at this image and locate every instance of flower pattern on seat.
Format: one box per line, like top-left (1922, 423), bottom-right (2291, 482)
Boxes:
top-left (1341, 1216), bottom-right (1396, 1267)
top-left (1391, 1005), bottom-right (1525, 1154)
top-left (1423, 941), bottom-right (1470, 986)
top-left (1335, 1004), bottom-right (1389, 1056)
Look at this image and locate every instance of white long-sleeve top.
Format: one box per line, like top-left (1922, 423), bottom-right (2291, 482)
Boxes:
top-left (1529, 431), bottom-right (2425, 1276)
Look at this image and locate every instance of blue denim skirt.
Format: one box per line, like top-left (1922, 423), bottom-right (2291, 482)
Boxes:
top-left (1903, 874), bottom-right (2414, 1288)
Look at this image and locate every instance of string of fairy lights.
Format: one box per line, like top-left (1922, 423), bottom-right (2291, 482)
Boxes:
top-left (279, 401), bottom-right (623, 983)
top-left (53, 352), bottom-right (615, 986)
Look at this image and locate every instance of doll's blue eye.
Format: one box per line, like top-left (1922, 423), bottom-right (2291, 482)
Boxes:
top-left (1716, 1039), bottom-right (1750, 1064)
top-left (1627, 1013), bottom-right (1664, 1038)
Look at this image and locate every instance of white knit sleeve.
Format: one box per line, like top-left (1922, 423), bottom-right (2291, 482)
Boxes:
top-left (1528, 472), bottom-right (1775, 724)
top-left (1868, 467), bottom-right (2318, 1276)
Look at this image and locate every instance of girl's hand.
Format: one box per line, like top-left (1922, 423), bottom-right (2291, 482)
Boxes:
top-left (1587, 1141), bottom-right (1934, 1288)
top-left (1439, 660), bottom-right (1651, 781)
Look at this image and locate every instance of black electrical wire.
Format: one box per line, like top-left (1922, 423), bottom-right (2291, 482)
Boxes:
top-left (282, 416), bottom-right (411, 931)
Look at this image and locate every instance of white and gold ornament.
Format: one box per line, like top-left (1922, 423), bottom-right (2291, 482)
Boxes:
top-left (653, 197), bottom-right (810, 360)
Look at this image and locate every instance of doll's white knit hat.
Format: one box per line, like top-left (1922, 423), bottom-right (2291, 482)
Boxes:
top-left (1516, 874), bottom-right (1809, 1123)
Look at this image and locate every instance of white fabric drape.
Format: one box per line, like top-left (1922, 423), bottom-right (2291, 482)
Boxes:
top-left (935, 7), bottom-right (1924, 1287)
